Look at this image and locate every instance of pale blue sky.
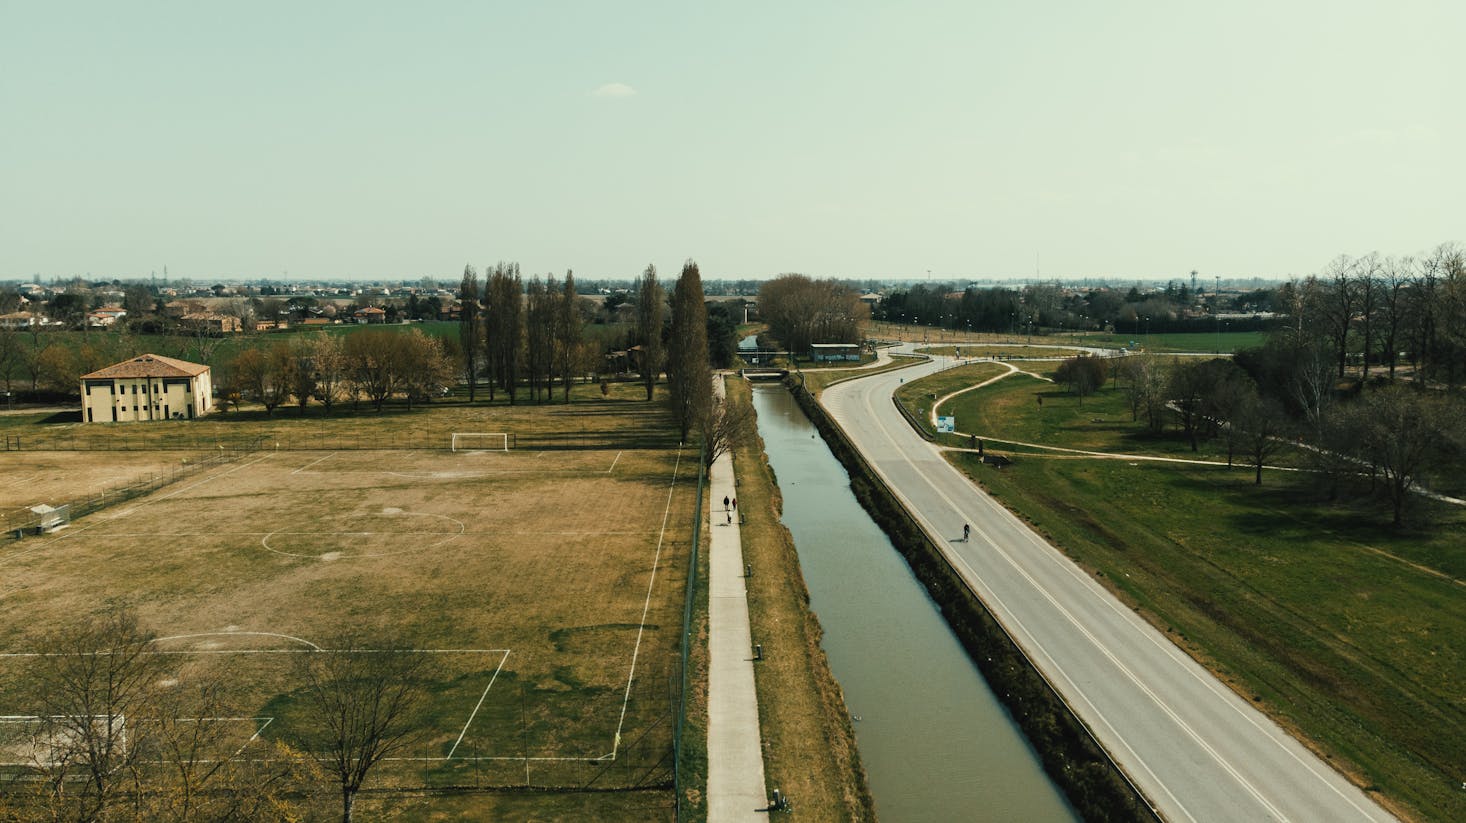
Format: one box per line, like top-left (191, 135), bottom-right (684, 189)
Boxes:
top-left (3, 1), bottom-right (1461, 282)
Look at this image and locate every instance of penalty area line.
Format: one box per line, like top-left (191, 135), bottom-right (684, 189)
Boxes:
top-left (610, 445), bottom-right (682, 758)
top-left (445, 649), bottom-right (510, 760)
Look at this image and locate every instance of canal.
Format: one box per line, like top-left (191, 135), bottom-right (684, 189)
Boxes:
top-left (749, 384), bottom-right (1076, 822)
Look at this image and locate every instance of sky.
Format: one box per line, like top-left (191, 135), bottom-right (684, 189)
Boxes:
top-left (2, 1), bottom-right (1462, 283)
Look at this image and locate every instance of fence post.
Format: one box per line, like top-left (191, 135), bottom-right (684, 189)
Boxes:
top-left (674, 442), bottom-right (706, 823)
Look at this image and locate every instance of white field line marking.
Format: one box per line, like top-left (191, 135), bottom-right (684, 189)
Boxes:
top-left (606, 451), bottom-right (622, 473)
top-left (291, 452), bottom-right (336, 474)
top-left (445, 649), bottom-right (510, 760)
top-left (257, 513), bottom-right (466, 560)
top-left (152, 631), bottom-right (324, 651)
top-left (610, 446), bottom-right (682, 758)
top-left (0, 716), bottom-right (276, 767)
top-left (209, 716), bottom-right (274, 763)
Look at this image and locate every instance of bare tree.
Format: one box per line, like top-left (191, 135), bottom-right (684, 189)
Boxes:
top-left (1116, 354), bottom-right (1167, 431)
top-left (143, 661), bottom-right (321, 823)
top-left (758, 274), bottom-right (866, 354)
top-left (1377, 256), bottom-right (1412, 381)
top-left (292, 641), bottom-right (440, 823)
top-left (231, 345), bottom-right (295, 416)
top-left (17, 610), bottom-right (167, 822)
top-left (1350, 387), bottom-right (1459, 526)
top-left (1235, 393), bottom-right (1287, 485)
top-left (398, 329), bottom-right (455, 410)
top-left (557, 271), bottom-right (581, 402)
top-left (1318, 257), bottom-right (1359, 379)
top-left (1354, 253), bottom-right (1380, 380)
top-left (1286, 342), bottom-right (1335, 437)
top-left (1053, 353), bottom-right (1107, 400)
top-left (701, 385), bottom-right (755, 467)
top-left (0, 324), bottom-right (18, 393)
top-left (309, 333), bottom-right (348, 415)
top-left (525, 276), bottom-right (555, 403)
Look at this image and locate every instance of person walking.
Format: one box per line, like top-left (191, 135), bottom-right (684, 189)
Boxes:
top-left (723, 495), bottom-right (730, 512)
top-left (963, 523), bottom-right (970, 542)
top-left (732, 497), bottom-right (738, 511)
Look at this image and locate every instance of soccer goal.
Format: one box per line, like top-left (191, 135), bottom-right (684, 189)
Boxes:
top-left (451, 432), bottom-right (513, 452)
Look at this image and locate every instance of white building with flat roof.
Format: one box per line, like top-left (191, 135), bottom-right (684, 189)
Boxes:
top-left (79, 353), bottom-right (213, 423)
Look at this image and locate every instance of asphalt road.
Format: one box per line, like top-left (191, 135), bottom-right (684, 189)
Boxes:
top-left (821, 348), bottom-right (1395, 823)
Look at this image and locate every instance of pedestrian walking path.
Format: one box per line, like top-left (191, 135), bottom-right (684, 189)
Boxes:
top-left (706, 376), bottom-right (768, 820)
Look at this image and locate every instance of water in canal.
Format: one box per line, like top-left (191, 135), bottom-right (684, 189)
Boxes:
top-left (750, 385), bottom-right (1076, 822)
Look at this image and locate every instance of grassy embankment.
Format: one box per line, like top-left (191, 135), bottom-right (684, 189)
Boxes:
top-left (936, 365), bottom-right (1311, 468)
top-left (903, 367), bottom-right (1465, 822)
top-left (726, 378), bottom-right (874, 820)
top-left (789, 378), bottom-right (1157, 821)
top-left (891, 362), bottom-right (1011, 442)
top-left (798, 353), bottom-right (923, 396)
top-left (866, 323), bottom-right (1265, 354)
top-left (1086, 330), bottom-right (1267, 353)
top-left (913, 344), bottom-right (1085, 359)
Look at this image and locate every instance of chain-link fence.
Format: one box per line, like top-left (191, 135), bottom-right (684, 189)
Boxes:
top-left (2, 444), bottom-right (259, 540)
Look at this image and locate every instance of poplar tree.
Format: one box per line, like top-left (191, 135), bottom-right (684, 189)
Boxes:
top-left (525, 276), bottom-right (553, 402)
top-left (668, 259), bottom-right (711, 442)
top-left (558, 270), bottom-right (581, 402)
top-left (485, 263), bottom-right (523, 404)
top-left (636, 265), bottom-right (665, 401)
top-left (458, 265), bottom-right (481, 401)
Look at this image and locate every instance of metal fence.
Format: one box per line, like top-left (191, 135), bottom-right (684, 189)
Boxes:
top-left (2, 444), bottom-right (260, 539)
top-left (673, 445), bottom-right (707, 822)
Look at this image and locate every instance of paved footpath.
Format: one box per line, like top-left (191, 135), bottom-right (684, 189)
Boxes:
top-left (706, 377), bottom-right (769, 820)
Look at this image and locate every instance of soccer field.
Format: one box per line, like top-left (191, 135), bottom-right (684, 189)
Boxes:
top-left (0, 439), bottom-right (698, 790)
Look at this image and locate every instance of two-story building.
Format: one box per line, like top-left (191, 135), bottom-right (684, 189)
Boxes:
top-left (79, 353), bottom-right (214, 423)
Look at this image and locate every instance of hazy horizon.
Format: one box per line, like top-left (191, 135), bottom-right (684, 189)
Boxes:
top-left (4, 2), bottom-right (1461, 283)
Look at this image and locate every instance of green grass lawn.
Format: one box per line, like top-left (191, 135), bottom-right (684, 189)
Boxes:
top-left (799, 355), bottom-right (923, 395)
top-left (890, 362), bottom-right (1009, 439)
top-left (927, 377), bottom-right (1466, 820)
top-left (955, 454), bottom-right (1464, 821)
top-left (931, 371), bottom-right (1310, 468)
top-left (914, 344), bottom-right (1086, 359)
top-left (1085, 330), bottom-right (1267, 353)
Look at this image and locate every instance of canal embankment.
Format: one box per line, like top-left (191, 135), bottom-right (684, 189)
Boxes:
top-left (782, 376), bottom-right (1156, 822)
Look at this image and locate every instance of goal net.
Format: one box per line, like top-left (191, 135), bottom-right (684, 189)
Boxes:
top-left (451, 432), bottom-right (513, 452)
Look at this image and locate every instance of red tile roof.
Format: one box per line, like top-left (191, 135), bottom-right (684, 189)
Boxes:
top-left (80, 353), bottom-right (209, 380)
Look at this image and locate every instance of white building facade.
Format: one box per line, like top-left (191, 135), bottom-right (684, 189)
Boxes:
top-left (79, 353), bottom-right (214, 423)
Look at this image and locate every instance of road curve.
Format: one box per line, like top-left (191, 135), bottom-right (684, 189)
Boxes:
top-left (821, 349), bottom-right (1394, 823)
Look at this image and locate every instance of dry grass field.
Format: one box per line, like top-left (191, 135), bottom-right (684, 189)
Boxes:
top-left (0, 452), bottom-right (223, 512)
top-left (0, 397), bottom-right (698, 807)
